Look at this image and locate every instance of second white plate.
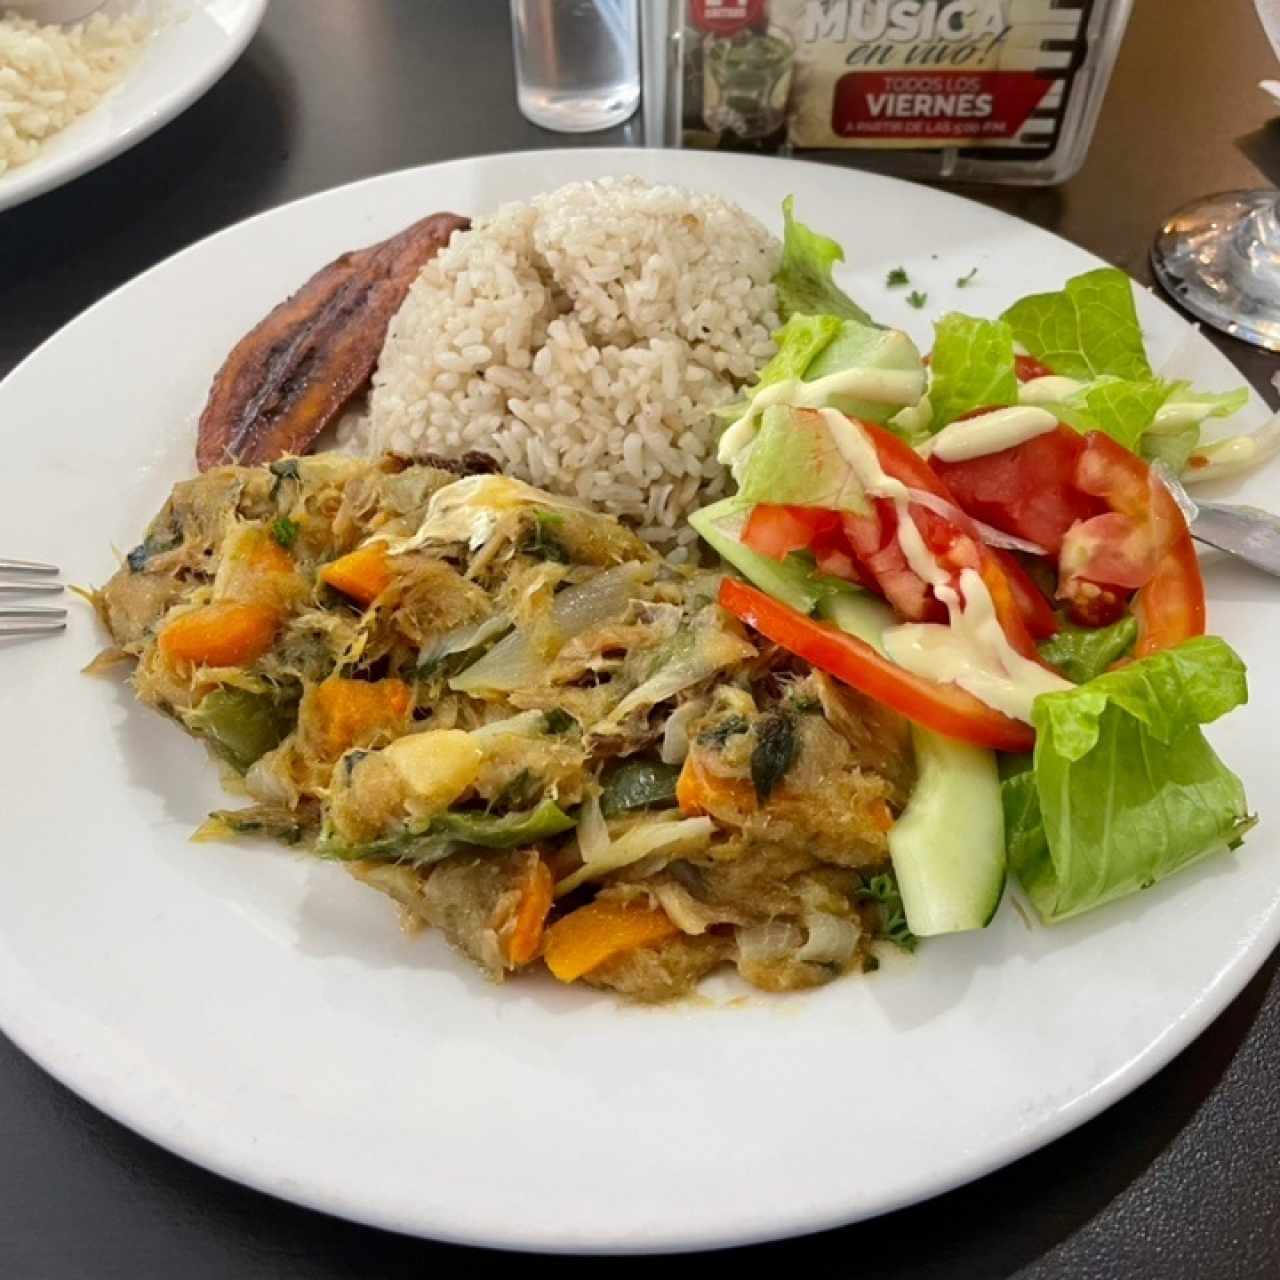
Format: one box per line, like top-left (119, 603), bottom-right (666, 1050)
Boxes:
top-left (0, 0), bottom-right (268, 213)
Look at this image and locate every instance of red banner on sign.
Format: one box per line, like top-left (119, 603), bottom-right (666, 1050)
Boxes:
top-left (832, 71), bottom-right (1056, 142)
top-left (690, 0), bottom-right (766, 35)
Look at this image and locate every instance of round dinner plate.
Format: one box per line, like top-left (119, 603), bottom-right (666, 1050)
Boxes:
top-left (0, 0), bottom-right (267, 213)
top-left (1, 149), bottom-right (1276, 1254)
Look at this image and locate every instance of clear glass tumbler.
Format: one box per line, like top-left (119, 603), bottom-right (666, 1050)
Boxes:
top-left (511, 0), bottom-right (640, 133)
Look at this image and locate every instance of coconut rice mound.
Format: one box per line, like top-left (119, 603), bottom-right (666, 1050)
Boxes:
top-left (359, 177), bottom-right (781, 556)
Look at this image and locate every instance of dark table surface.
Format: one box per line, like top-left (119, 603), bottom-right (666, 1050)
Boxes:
top-left (3, 1), bottom-right (1280, 1275)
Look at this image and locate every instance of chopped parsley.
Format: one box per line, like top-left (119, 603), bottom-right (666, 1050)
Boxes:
top-left (270, 517), bottom-right (300, 549)
top-left (859, 872), bottom-right (918, 953)
top-left (542, 708), bottom-right (576, 735)
top-left (906, 290), bottom-right (928, 310)
top-left (956, 267), bottom-right (979, 288)
top-left (522, 509), bottom-right (569, 563)
top-left (885, 266), bottom-right (910, 288)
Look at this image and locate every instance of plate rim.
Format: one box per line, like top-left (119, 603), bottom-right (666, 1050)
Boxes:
top-left (0, 0), bottom-right (270, 213)
top-left (1, 146), bottom-right (1276, 1254)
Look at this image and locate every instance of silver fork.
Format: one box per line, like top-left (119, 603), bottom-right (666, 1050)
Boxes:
top-left (1154, 465), bottom-right (1280, 580)
top-left (0, 559), bottom-right (67, 636)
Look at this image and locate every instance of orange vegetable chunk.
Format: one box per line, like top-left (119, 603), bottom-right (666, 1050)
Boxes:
top-left (543, 899), bottom-right (680, 983)
top-left (675, 754), bottom-right (755, 818)
top-left (506, 857), bottom-right (554, 967)
top-left (320, 543), bottom-right (393, 607)
top-left (158, 602), bottom-right (280, 669)
top-left (305, 675), bottom-right (412, 761)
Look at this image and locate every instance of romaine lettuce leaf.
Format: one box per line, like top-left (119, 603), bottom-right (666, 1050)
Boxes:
top-left (1008, 636), bottom-right (1251, 923)
top-left (1002, 268), bottom-right (1152, 382)
top-left (804, 320), bottom-right (925, 426)
top-left (927, 313), bottom-right (1018, 428)
top-left (1046, 376), bottom-right (1171, 451)
top-left (754, 313), bottom-right (843, 390)
top-left (1037, 615), bottom-right (1137, 685)
top-left (775, 196), bottom-right (873, 326)
top-left (1158, 382), bottom-right (1250, 424)
top-left (1140, 424), bottom-right (1199, 473)
top-left (737, 405), bottom-right (873, 514)
top-left (1139, 383), bottom-right (1250, 472)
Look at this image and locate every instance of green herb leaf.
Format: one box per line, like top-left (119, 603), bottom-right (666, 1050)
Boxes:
top-left (698, 713), bottom-right (750, 748)
top-left (859, 871), bottom-right (918, 952)
top-left (542, 708), bottom-right (576, 735)
top-left (886, 266), bottom-right (910, 288)
top-left (774, 195), bottom-right (874, 325)
top-left (270, 517), bottom-right (300, 549)
top-left (906, 290), bottom-right (927, 310)
top-left (750, 710), bottom-right (798, 802)
top-left (956, 267), bottom-right (978, 288)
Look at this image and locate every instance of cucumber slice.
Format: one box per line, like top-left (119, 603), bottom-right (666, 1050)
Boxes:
top-left (888, 730), bottom-right (1005, 934)
top-left (818, 593), bottom-right (1007, 936)
top-left (689, 498), bottom-right (844, 615)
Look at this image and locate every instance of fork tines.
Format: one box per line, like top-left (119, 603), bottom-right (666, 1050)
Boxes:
top-left (1, 560), bottom-right (67, 635)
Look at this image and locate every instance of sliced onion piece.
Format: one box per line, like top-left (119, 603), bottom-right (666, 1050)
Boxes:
top-left (660, 697), bottom-right (707, 765)
top-left (905, 487), bottom-right (1049, 556)
top-left (796, 911), bottom-right (860, 966)
top-left (554, 816), bottom-right (713, 897)
top-left (1183, 412), bottom-right (1280, 485)
top-left (450, 561), bottom-right (652, 694)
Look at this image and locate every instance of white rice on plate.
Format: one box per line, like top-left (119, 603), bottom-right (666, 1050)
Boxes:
top-left (354, 177), bottom-right (781, 557)
top-left (0, 4), bottom-right (152, 175)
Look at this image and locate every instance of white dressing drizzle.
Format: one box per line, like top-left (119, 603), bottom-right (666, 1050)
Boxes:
top-left (1017, 374), bottom-right (1084, 405)
top-left (926, 406), bottom-right (1059, 463)
top-left (883, 567), bottom-right (1072, 723)
top-left (717, 364), bottom-right (927, 466)
top-left (817, 407), bottom-right (909, 502)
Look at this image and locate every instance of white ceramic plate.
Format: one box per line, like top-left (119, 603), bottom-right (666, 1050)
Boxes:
top-left (0, 0), bottom-right (267, 213)
top-left (1, 149), bottom-right (1276, 1254)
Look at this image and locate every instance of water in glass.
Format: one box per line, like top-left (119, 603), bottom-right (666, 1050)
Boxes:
top-left (511, 0), bottom-right (640, 133)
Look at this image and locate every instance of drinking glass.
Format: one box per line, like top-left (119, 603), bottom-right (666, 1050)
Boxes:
top-left (511, 0), bottom-right (640, 133)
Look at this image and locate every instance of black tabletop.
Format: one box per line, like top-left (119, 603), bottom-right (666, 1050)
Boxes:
top-left (3, 1), bottom-right (1279, 1275)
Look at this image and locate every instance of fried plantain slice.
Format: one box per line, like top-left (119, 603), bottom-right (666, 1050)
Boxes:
top-left (195, 211), bottom-right (469, 471)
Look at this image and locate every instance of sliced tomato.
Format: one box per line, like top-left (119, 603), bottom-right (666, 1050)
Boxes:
top-left (1066, 431), bottom-right (1204, 655)
top-left (841, 504), bottom-right (946, 623)
top-left (1015, 354), bottom-right (1055, 382)
top-left (742, 504), bottom-right (837, 561)
top-left (987, 548), bottom-right (1058, 640)
top-left (930, 423), bottom-right (1105, 555)
top-left (719, 577), bottom-right (1034, 752)
top-left (858, 420), bottom-right (1046, 660)
top-left (1134, 532), bottom-right (1206, 656)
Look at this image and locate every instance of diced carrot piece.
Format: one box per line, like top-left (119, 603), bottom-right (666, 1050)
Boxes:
top-left (305, 675), bottom-right (412, 761)
top-left (506, 857), bottom-right (554, 967)
top-left (320, 544), bottom-right (393, 607)
top-left (543, 899), bottom-right (680, 983)
top-left (241, 528), bottom-right (295, 577)
top-left (675, 753), bottom-right (755, 817)
top-left (158, 602), bottom-right (280, 669)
